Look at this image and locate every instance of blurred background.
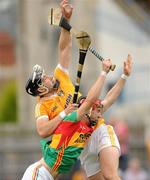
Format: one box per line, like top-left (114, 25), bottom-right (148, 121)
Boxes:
top-left (0, 0), bottom-right (150, 179)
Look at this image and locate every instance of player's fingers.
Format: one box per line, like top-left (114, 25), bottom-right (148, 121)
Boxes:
top-left (60, 0), bottom-right (68, 10)
top-left (71, 103), bottom-right (78, 107)
top-left (60, 0), bottom-right (65, 7)
top-left (124, 61), bottom-right (126, 69)
top-left (126, 57), bottom-right (132, 70)
top-left (69, 103), bottom-right (77, 110)
top-left (127, 54), bottom-right (132, 64)
top-left (106, 59), bottom-right (112, 65)
top-left (61, 0), bottom-right (68, 5)
top-left (61, 0), bottom-right (69, 7)
top-left (62, 4), bottom-right (73, 11)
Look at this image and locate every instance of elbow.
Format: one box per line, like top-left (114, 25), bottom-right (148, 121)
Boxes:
top-left (37, 129), bottom-right (47, 138)
top-left (36, 120), bottom-right (53, 138)
top-left (37, 127), bottom-right (51, 138)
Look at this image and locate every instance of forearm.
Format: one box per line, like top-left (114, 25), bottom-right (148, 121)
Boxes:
top-left (103, 77), bottom-right (126, 110)
top-left (58, 28), bottom-right (72, 68)
top-left (77, 72), bottom-right (106, 119)
top-left (36, 115), bottom-right (62, 138)
top-left (86, 73), bottom-right (106, 103)
top-left (102, 54), bottom-right (132, 111)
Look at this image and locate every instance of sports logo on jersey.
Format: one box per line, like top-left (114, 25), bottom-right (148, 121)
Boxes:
top-left (57, 90), bottom-right (64, 96)
top-left (74, 133), bottom-right (91, 143)
top-left (51, 105), bottom-right (58, 112)
top-left (65, 94), bottom-right (72, 108)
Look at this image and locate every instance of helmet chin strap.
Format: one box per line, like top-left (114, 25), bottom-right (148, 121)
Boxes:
top-left (38, 85), bottom-right (50, 96)
top-left (38, 79), bottom-right (60, 97)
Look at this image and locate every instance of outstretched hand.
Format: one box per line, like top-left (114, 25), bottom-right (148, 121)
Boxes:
top-left (60, 0), bottom-right (73, 20)
top-left (123, 54), bottom-right (132, 76)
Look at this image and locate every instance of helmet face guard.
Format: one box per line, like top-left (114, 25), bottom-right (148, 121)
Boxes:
top-left (25, 65), bottom-right (49, 97)
top-left (25, 73), bottom-right (49, 97)
top-left (78, 96), bottom-right (102, 126)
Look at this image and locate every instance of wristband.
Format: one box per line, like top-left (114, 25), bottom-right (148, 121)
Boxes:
top-left (59, 111), bottom-right (66, 119)
top-left (121, 74), bottom-right (128, 80)
top-left (101, 71), bottom-right (107, 77)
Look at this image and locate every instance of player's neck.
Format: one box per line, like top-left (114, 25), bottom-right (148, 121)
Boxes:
top-left (44, 90), bottom-right (56, 97)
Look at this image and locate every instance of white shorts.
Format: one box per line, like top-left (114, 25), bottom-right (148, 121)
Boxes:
top-left (79, 124), bottom-right (120, 177)
top-left (22, 161), bottom-right (54, 180)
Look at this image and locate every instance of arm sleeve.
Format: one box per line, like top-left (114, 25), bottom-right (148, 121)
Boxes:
top-left (63, 111), bottom-right (78, 122)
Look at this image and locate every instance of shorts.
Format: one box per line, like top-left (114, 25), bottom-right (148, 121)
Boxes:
top-left (22, 161), bottom-right (54, 180)
top-left (79, 124), bottom-right (120, 177)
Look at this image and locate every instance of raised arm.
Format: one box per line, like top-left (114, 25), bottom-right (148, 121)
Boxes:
top-left (36, 1), bottom-right (73, 138)
top-left (102, 54), bottom-right (132, 113)
top-left (77, 59), bottom-right (112, 120)
top-left (58, 0), bottom-right (73, 69)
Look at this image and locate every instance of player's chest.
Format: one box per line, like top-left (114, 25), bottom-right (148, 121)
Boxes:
top-left (45, 97), bottom-right (72, 118)
top-left (60, 122), bottom-right (93, 144)
top-left (57, 87), bottom-right (73, 107)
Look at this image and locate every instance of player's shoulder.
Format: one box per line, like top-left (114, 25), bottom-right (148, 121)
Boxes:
top-left (64, 111), bottom-right (78, 122)
top-left (35, 99), bottom-right (49, 109)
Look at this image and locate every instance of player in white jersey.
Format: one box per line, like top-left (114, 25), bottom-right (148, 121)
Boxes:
top-left (80, 54), bottom-right (132, 180)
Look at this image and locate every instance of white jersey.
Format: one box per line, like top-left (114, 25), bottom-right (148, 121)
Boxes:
top-left (80, 124), bottom-right (120, 177)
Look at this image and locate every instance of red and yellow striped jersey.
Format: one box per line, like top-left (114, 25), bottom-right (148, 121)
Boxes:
top-left (41, 111), bottom-right (105, 174)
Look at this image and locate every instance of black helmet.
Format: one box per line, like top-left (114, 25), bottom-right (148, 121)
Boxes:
top-left (25, 64), bottom-right (49, 97)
